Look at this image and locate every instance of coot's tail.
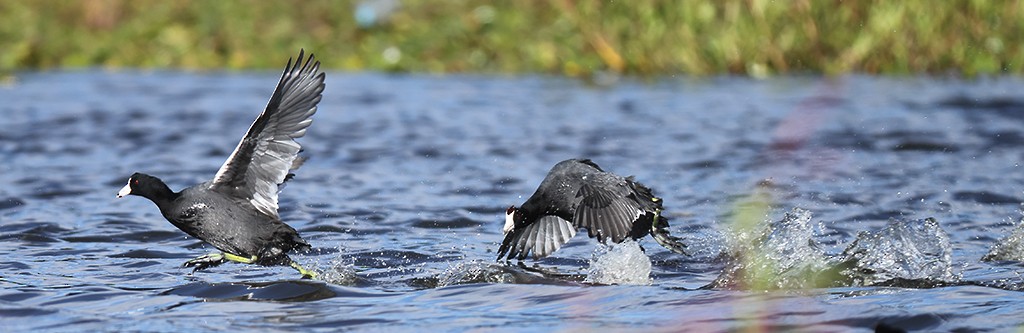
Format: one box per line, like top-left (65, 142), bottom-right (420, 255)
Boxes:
top-left (650, 214), bottom-right (688, 255)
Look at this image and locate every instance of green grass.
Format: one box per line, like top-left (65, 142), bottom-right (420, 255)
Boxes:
top-left (1, 0), bottom-right (1021, 77)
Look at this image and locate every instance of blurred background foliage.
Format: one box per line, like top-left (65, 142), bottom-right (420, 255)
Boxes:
top-left (0, 0), bottom-right (1021, 77)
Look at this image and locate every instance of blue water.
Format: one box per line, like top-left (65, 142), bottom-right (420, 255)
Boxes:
top-left (2, 71), bottom-right (1024, 332)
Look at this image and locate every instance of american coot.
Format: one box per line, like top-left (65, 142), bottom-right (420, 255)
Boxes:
top-left (117, 50), bottom-right (325, 279)
top-left (497, 159), bottom-right (689, 261)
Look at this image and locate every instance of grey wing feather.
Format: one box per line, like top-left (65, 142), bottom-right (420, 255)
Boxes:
top-left (507, 215), bottom-right (578, 260)
top-left (209, 50), bottom-right (326, 218)
top-left (573, 178), bottom-right (644, 243)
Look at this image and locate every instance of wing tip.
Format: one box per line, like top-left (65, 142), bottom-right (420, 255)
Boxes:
top-left (282, 49), bottom-right (323, 84)
top-left (295, 49), bottom-right (322, 77)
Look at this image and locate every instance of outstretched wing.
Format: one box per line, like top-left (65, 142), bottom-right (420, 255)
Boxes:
top-left (497, 215), bottom-right (578, 261)
top-left (573, 178), bottom-right (646, 244)
top-left (209, 50), bottom-right (326, 218)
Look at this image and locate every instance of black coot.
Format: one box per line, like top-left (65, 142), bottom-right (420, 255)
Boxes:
top-left (117, 50), bottom-right (325, 278)
top-left (497, 159), bottom-right (689, 261)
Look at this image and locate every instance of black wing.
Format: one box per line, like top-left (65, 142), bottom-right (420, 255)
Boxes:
top-left (209, 50), bottom-right (325, 218)
top-left (497, 215), bottom-right (578, 261)
top-left (573, 175), bottom-right (647, 243)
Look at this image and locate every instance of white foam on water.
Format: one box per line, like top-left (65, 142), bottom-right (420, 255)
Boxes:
top-left (983, 215), bottom-right (1024, 262)
top-left (841, 217), bottom-right (958, 284)
top-left (716, 207), bottom-right (833, 289)
top-left (757, 208), bottom-right (833, 282)
top-left (584, 239), bottom-right (653, 285)
top-left (437, 259), bottom-right (514, 287)
top-left (317, 255), bottom-right (359, 285)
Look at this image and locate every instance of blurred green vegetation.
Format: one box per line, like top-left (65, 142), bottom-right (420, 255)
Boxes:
top-left (1, 0), bottom-right (1021, 77)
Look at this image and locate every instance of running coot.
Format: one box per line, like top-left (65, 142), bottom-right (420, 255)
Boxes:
top-left (497, 159), bottom-right (689, 261)
top-left (117, 50), bottom-right (325, 278)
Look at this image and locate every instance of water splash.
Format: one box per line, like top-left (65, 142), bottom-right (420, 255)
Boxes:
top-left (584, 239), bottom-right (652, 285)
top-left (839, 217), bottom-right (958, 285)
top-left (317, 256), bottom-right (360, 286)
top-left (713, 208), bottom-right (835, 290)
top-left (436, 260), bottom-right (515, 287)
top-left (982, 216), bottom-right (1024, 262)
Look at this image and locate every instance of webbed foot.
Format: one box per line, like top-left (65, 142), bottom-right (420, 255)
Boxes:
top-left (183, 253), bottom-right (227, 273)
top-left (650, 214), bottom-right (690, 256)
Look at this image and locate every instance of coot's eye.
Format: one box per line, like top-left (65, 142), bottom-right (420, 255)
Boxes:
top-left (506, 206), bottom-right (516, 215)
top-left (132, 179), bottom-right (139, 185)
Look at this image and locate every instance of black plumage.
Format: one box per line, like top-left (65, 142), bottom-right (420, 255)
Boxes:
top-left (497, 159), bottom-right (688, 261)
top-left (117, 50), bottom-right (324, 277)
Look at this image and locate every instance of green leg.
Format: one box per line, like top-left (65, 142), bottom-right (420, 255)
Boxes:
top-left (649, 203), bottom-right (690, 256)
top-left (223, 252), bottom-right (257, 264)
top-left (183, 252), bottom-right (255, 272)
top-left (221, 252), bottom-right (315, 279)
top-left (289, 261), bottom-right (317, 279)
top-left (184, 252), bottom-right (316, 279)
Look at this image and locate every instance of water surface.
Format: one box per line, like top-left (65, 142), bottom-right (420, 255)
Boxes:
top-left (2, 71), bottom-right (1024, 332)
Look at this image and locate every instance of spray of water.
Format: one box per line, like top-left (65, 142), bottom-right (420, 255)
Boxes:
top-left (437, 260), bottom-right (515, 287)
top-left (983, 214), bottom-right (1024, 262)
top-left (716, 207), bottom-right (835, 290)
top-left (315, 255), bottom-right (360, 286)
top-left (840, 217), bottom-right (958, 285)
top-left (584, 239), bottom-right (653, 285)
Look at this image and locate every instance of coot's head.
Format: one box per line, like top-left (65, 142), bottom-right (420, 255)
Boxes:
top-left (503, 206), bottom-right (523, 235)
top-left (117, 172), bottom-right (170, 199)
